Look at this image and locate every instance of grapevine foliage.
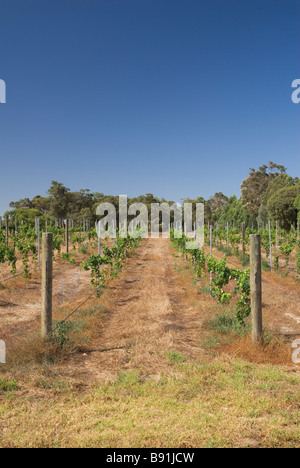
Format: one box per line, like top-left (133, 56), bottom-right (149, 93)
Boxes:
top-left (171, 229), bottom-right (250, 325)
top-left (80, 234), bottom-right (141, 297)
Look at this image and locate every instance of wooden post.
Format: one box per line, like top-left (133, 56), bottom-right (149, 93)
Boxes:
top-left (66, 219), bottom-right (69, 254)
top-left (210, 225), bottom-right (213, 293)
top-left (83, 218), bottom-right (86, 248)
top-left (41, 233), bottom-right (53, 338)
top-left (5, 217), bottom-right (9, 247)
top-left (226, 221), bottom-right (229, 250)
top-left (242, 222), bottom-right (246, 257)
top-left (69, 219), bottom-right (72, 248)
top-left (268, 220), bottom-right (273, 272)
top-left (98, 229), bottom-right (101, 294)
top-left (37, 218), bottom-right (40, 270)
top-left (250, 234), bottom-right (263, 344)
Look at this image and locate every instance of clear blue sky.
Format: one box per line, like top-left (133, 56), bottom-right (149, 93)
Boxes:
top-left (0, 0), bottom-right (299, 215)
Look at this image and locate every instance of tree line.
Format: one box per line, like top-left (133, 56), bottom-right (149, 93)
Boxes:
top-left (3, 162), bottom-right (300, 230)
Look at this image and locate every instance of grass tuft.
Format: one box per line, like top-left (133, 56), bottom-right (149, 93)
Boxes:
top-left (165, 350), bottom-right (186, 364)
top-left (0, 377), bottom-right (18, 392)
top-left (205, 311), bottom-right (250, 335)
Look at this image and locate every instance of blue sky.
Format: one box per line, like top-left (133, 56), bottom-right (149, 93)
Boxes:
top-left (0, 0), bottom-right (299, 215)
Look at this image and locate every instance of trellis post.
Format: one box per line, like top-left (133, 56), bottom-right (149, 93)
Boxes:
top-left (250, 234), bottom-right (263, 344)
top-left (41, 233), bottom-right (53, 338)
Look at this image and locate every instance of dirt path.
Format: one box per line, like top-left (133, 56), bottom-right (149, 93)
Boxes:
top-left (81, 238), bottom-right (213, 381)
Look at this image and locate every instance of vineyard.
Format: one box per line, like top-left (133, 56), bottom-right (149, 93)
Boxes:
top-left (1, 217), bottom-right (300, 336)
top-left (1, 217), bottom-right (300, 448)
top-left (0, 220), bottom-right (142, 335)
top-left (1, 0), bottom-right (300, 448)
top-left (209, 224), bottom-right (300, 277)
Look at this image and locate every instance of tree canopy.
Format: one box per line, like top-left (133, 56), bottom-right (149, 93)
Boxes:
top-left (4, 162), bottom-right (300, 231)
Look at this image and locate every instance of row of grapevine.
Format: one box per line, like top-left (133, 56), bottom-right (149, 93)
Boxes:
top-left (171, 229), bottom-right (251, 324)
top-left (81, 233), bottom-right (142, 296)
top-left (205, 224), bottom-right (300, 276)
top-left (0, 222), bottom-right (101, 279)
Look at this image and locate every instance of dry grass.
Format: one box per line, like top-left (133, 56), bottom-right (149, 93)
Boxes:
top-left (202, 304), bottom-right (294, 366)
top-left (0, 297), bottom-right (113, 394)
top-left (1, 355), bottom-right (300, 448)
top-left (221, 335), bottom-right (292, 365)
